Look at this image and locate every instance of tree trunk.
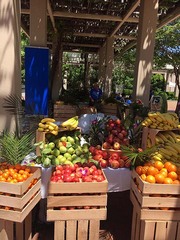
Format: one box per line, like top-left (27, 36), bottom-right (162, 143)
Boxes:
top-left (174, 66), bottom-right (180, 115)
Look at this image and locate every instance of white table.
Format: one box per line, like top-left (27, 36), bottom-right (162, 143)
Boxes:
top-left (103, 167), bottom-right (131, 192)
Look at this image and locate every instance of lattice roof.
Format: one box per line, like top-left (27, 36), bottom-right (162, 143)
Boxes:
top-left (21, 0), bottom-right (180, 53)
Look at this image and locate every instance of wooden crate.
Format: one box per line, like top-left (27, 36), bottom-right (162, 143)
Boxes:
top-left (141, 127), bottom-right (180, 150)
top-left (47, 171), bottom-right (108, 240)
top-left (130, 170), bottom-right (180, 221)
top-left (131, 208), bottom-right (180, 240)
top-left (0, 213), bottom-right (39, 240)
top-left (0, 167), bottom-right (41, 223)
top-left (131, 170), bottom-right (180, 240)
top-left (100, 103), bottom-right (117, 116)
top-left (54, 219), bottom-right (101, 240)
top-left (35, 128), bottom-right (81, 156)
top-left (53, 104), bottom-right (77, 121)
top-left (47, 171), bottom-right (108, 221)
top-left (77, 106), bottom-right (97, 115)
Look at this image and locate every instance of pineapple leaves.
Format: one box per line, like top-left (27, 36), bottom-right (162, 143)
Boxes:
top-left (0, 131), bottom-right (35, 165)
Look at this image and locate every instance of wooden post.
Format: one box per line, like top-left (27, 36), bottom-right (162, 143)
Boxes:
top-left (133, 0), bottom-right (159, 106)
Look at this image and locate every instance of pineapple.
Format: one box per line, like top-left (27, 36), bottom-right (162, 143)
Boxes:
top-left (89, 117), bottom-right (109, 147)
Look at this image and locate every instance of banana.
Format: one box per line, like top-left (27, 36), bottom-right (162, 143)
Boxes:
top-left (159, 148), bottom-right (173, 157)
top-left (38, 123), bottom-right (48, 129)
top-left (155, 136), bottom-right (164, 144)
top-left (61, 116), bottom-right (78, 128)
top-left (164, 146), bottom-right (179, 157)
top-left (157, 132), bottom-right (168, 142)
top-left (172, 143), bottom-right (180, 154)
top-left (41, 118), bottom-right (55, 123)
top-left (37, 127), bottom-right (44, 132)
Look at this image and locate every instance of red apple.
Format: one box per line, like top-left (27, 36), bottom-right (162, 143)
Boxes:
top-left (118, 132), bottom-right (124, 140)
top-left (115, 119), bottom-right (121, 125)
top-left (100, 159), bottom-right (108, 168)
top-left (110, 152), bottom-right (120, 160)
top-left (102, 142), bottom-right (111, 149)
top-left (122, 138), bottom-right (129, 146)
top-left (113, 142), bottom-right (121, 150)
top-left (110, 160), bottom-right (120, 169)
top-left (121, 129), bottom-right (127, 136)
top-left (93, 154), bottom-right (103, 161)
top-left (118, 159), bottom-right (125, 168)
top-left (102, 151), bottom-right (109, 159)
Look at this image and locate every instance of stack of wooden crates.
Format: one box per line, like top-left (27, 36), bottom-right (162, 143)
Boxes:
top-left (46, 173), bottom-right (108, 240)
top-left (130, 170), bottom-right (180, 240)
top-left (0, 167), bottom-right (41, 240)
top-left (53, 103), bottom-right (78, 122)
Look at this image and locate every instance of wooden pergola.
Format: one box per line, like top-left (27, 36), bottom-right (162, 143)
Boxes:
top-left (0, 0), bottom-right (179, 132)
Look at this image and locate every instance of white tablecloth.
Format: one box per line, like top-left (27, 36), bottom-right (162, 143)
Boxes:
top-left (103, 167), bottom-right (131, 192)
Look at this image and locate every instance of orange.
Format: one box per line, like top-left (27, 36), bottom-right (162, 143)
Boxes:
top-left (141, 166), bottom-right (149, 175)
top-left (146, 175), bottom-right (156, 183)
top-left (167, 171), bottom-right (178, 181)
top-left (154, 161), bottom-right (164, 171)
top-left (24, 167), bottom-right (31, 173)
top-left (164, 161), bottom-right (172, 169)
top-left (172, 180), bottom-right (180, 184)
top-left (136, 166), bottom-right (143, 175)
top-left (144, 162), bottom-right (153, 167)
top-left (15, 164), bottom-right (22, 170)
top-left (147, 166), bottom-right (159, 176)
top-left (155, 173), bottom-right (165, 184)
top-left (160, 168), bottom-right (168, 177)
top-left (18, 170), bottom-right (25, 175)
top-left (164, 177), bottom-right (173, 184)
top-left (167, 164), bottom-right (177, 173)
top-left (140, 174), bottom-right (147, 181)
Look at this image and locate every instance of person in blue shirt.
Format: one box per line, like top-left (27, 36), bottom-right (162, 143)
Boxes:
top-left (89, 82), bottom-right (102, 108)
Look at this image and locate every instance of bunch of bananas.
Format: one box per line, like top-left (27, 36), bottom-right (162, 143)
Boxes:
top-left (146, 130), bottom-right (180, 148)
top-left (150, 141), bottom-right (180, 164)
top-left (38, 118), bottom-right (59, 135)
top-left (142, 112), bottom-right (180, 130)
top-left (60, 116), bottom-right (79, 131)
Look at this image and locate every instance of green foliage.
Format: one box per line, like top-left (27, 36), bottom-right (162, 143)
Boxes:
top-left (151, 73), bottom-right (166, 95)
top-left (0, 131), bottom-right (35, 165)
top-left (21, 31), bottom-right (29, 84)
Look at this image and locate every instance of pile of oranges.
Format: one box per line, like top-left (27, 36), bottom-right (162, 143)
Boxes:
top-left (0, 163), bottom-right (32, 183)
top-left (135, 161), bottom-right (180, 184)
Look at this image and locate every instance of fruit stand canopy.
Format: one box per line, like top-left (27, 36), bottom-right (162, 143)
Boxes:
top-left (21, 0), bottom-right (180, 54)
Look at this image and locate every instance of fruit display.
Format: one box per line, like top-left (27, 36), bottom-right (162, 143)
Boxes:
top-left (35, 131), bottom-right (95, 168)
top-left (0, 165), bottom-right (41, 222)
top-left (60, 116), bottom-right (79, 131)
top-left (50, 164), bottom-right (106, 183)
top-left (142, 112), bottom-right (180, 130)
top-left (135, 160), bottom-right (180, 184)
top-left (0, 163), bottom-right (33, 183)
top-left (102, 118), bottom-right (129, 150)
top-left (38, 117), bottom-right (59, 135)
top-left (89, 145), bottom-right (131, 169)
top-left (146, 130), bottom-right (180, 148)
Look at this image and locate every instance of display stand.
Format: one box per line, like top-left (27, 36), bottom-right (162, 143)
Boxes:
top-left (130, 170), bottom-right (180, 240)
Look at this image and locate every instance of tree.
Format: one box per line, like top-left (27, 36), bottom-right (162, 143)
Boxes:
top-left (21, 31), bottom-right (29, 84)
top-left (154, 19), bottom-right (180, 113)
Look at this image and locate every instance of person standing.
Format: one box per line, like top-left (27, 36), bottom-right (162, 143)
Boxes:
top-left (89, 82), bottom-right (102, 110)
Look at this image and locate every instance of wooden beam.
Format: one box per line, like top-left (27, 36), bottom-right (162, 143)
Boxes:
top-left (157, 6), bottom-right (180, 29)
top-left (118, 5), bottom-right (180, 56)
top-left (47, 0), bottom-right (57, 32)
top-left (62, 42), bottom-right (101, 48)
top-left (73, 32), bottom-right (136, 40)
top-left (21, 8), bottom-right (139, 23)
top-left (110, 0), bottom-right (140, 37)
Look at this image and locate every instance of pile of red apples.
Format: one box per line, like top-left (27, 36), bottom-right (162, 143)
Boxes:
top-left (102, 118), bottom-right (129, 150)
